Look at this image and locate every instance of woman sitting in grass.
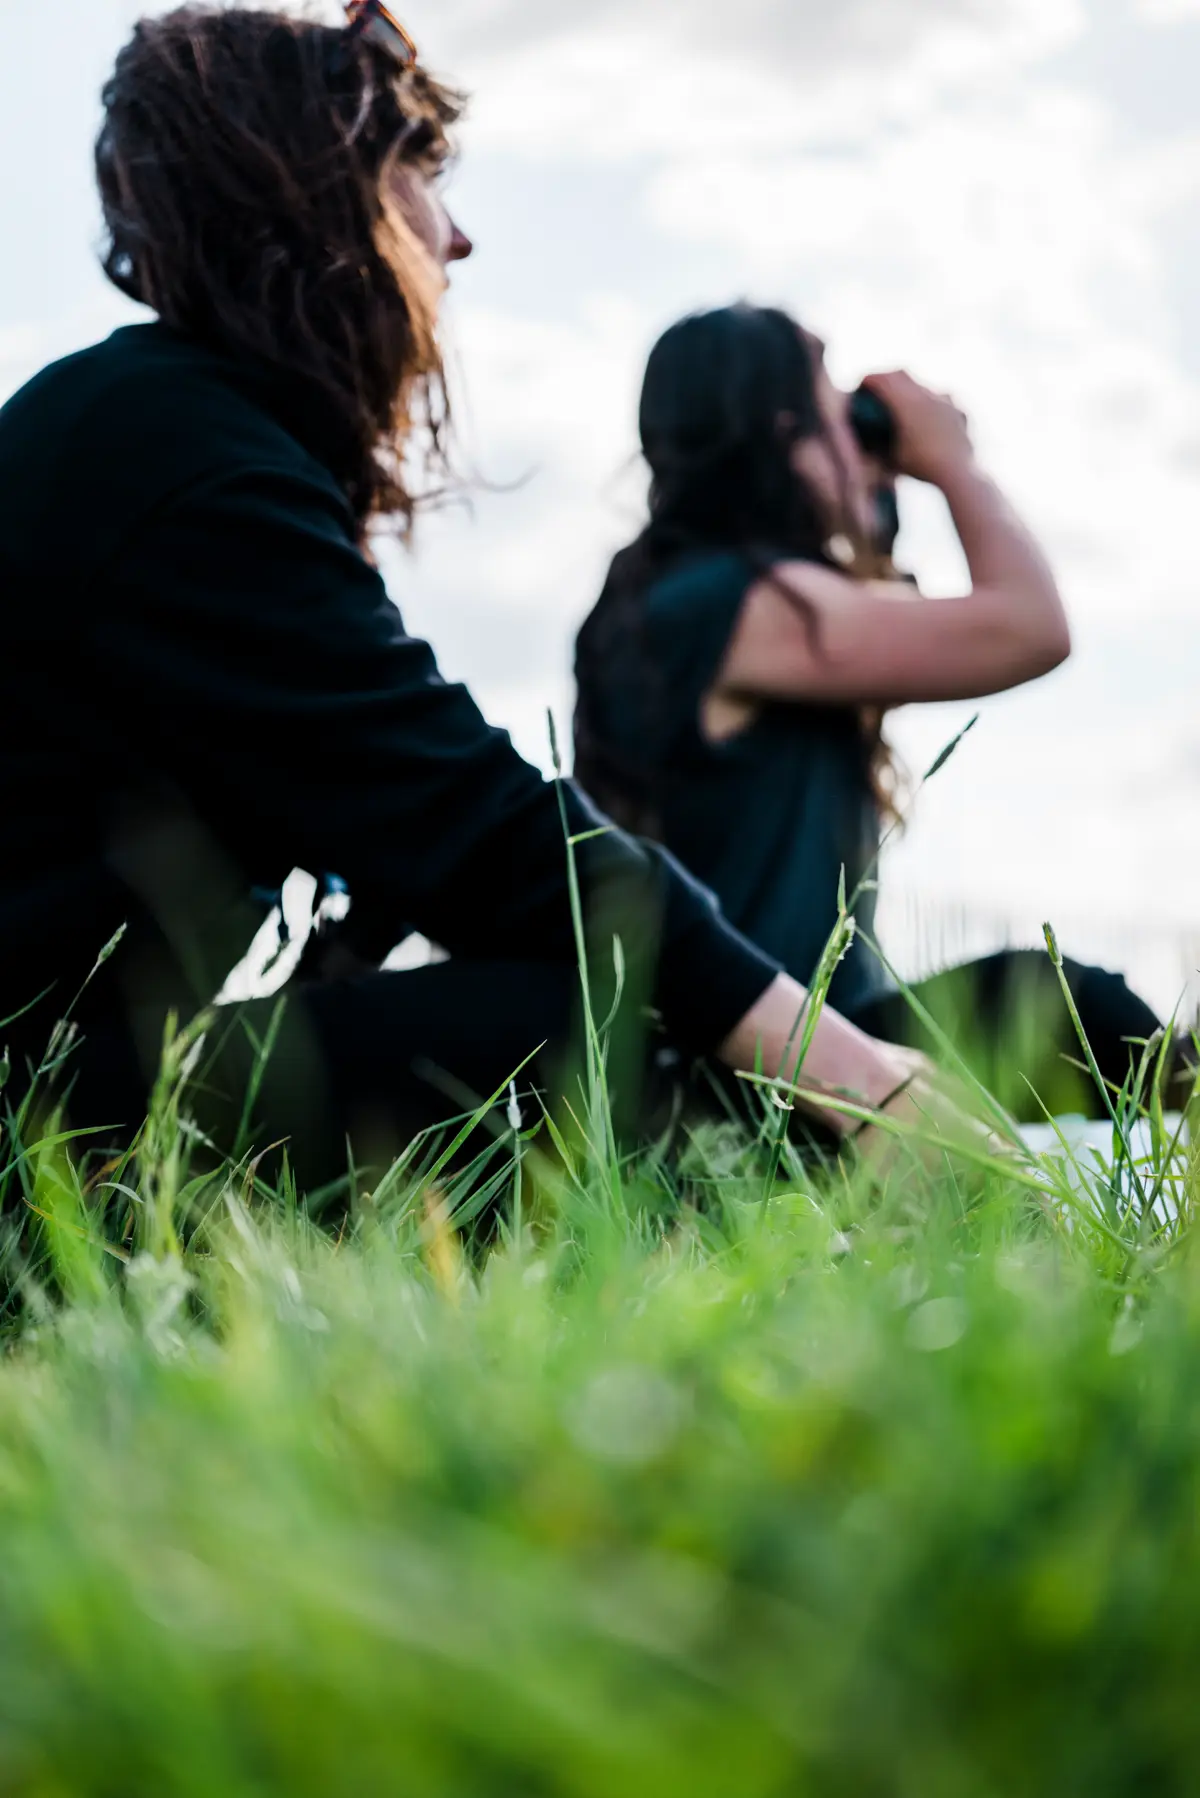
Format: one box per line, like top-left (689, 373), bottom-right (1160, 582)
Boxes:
top-left (574, 305), bottom-right (1180, 1121)
top-left (0, 3), bottom-right (982, 1186)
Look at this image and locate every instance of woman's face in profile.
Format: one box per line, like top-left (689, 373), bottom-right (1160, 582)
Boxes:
top-left (790, 331), bottom-right (878, 548)
top-left (387, 164), bottom-right (473, 284)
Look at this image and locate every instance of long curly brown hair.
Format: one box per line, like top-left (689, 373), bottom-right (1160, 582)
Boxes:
top-left (95, 5), bottom-right (464, 534)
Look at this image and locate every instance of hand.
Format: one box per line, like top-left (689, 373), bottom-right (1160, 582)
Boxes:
top-left (862, 371), bottom-right (974, 488)
top-left (721, 978), bottom-right (925, 1130)
top-left (851, 1050), bottom-right (1015, 1181)
top-left (720, 978), bottom-right (1004, 1164)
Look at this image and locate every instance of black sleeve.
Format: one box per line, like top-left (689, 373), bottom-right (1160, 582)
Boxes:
top-left (95, 464), bottom-right (779, 1051)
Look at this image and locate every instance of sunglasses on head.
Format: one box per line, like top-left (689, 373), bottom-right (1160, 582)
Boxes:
top-left (344, 0), bottom-right (419, 70)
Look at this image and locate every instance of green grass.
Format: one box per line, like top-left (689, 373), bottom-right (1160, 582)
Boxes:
top-left (0, 755), bottom-right (1196, 1793)
top-left (0, 990), bottom-right (1197, 1795)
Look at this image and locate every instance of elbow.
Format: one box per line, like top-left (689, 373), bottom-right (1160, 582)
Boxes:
top-left (1019, 593), bottom-right (1071, 678)
top-left (1041, 606), bottom-right (1073, 675)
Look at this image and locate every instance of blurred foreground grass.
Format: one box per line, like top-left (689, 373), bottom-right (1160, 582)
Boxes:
top-left (0, 1011), bottom-right (1197, 1798)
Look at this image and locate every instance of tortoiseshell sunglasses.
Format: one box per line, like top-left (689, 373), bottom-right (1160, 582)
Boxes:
top-left (344, 0), bottom-right (419, 69)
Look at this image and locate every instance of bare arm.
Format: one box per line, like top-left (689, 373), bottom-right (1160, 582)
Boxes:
top-left (718, 972), bottom-right (911, 1127)
top-left (717, 973), bottom-right (997, 1164)
top-left (717, 375), bottom-right (1071, 710)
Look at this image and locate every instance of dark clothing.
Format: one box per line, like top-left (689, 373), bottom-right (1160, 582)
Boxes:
top-left (56, 960), bottom-right (584, 1194)
top-left (51, 943), bottom-right (1166, 1195)
top-left (578, 548), bottom-right (1170, 1124)
top-left (0, 324), bottom-right (779, 1117)
top-left (582, 550), bottom-right (890, 1015)
top-left (856, 951), bottom-right (1165, 1124)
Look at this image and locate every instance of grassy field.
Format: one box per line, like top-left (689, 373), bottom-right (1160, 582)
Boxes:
top-left (0, 953), bottom-right (1197, 1797)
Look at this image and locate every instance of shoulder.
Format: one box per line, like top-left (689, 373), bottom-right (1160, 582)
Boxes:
top-left (9, 325), bottom-right (338, 514)
top-left (644, 549), bottom-right (758, 632)
top-left (0, 323), bottom-right (344, 575)
top-left (619, 550), bottom-right (761, 708)
top-left (748, 559), bottom-right (910, 613)
top-left (4, 322), bottom-right (320, 477)
top-left (732, 560), bottom-right (920, 651)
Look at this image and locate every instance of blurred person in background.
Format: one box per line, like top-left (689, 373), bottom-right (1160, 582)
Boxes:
top-left (0, 6), bottom-right (984, 1190)
top-left (574, 304), bottom-right (1184, 1119)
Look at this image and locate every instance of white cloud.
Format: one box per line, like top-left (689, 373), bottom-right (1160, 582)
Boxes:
top-left (1136, 0), bottom-right (1200, 19)
top-left (437, 0), bottom-right (1080, 78)
top-left (377, 293), bottom-right (653, 762)
top-left (445, 0), bottom-right (1083, 160)
top-left (642, 81), bottom-right (1200, 620)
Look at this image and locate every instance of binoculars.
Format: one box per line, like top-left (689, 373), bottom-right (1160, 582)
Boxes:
top-left (849, 386), bottom-right (897, 464)
top-left (849, 386), bottom-right (901, 555)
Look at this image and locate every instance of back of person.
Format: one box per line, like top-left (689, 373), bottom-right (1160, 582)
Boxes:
top-left (0, 334), bottom-right (167, 1027)
top-left (0, 324), bottom-right (344, 1040)
top-left (584, 545), bottom-right (887, 1014)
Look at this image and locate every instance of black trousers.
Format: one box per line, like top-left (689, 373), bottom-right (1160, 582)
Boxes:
top-left (18, 949), bottom-right (1171, 1198)
top-left (849, 950), bottom-right (1168, 1124)
top-left (39, 962), bottom-right (584, 1197)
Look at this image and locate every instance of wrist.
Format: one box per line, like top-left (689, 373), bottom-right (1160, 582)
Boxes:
top-left (924, 449), bottom-right (985, 495)
top-left (794, 1015), bottom-right (915, 1134)
top-left (721, 975), bottom-right (914, 1138)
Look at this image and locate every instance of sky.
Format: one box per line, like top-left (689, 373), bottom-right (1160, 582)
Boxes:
top-left (1, 0), bottom-right (1198, 1010)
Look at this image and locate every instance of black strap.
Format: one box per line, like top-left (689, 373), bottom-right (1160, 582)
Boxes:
top-left (850, 1074), bottom-right (918, 1143)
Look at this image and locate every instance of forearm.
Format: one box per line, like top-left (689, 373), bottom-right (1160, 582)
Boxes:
top-left (718, 973), bottom-right (912, 1136)
top-left (939, 459), bottom-right (1063, 620)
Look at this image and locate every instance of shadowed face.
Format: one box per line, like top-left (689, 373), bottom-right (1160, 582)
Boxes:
top-left (388, 164), bottom-right (473, 287)
top-left (790, 330), bottom-right (879, 547)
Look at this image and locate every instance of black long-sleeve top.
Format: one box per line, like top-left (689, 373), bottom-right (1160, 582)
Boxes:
top-left (0, 322), bottom-right (778, 1050)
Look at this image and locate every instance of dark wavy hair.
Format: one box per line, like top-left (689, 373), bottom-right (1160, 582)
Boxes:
top-left (573, 303), bottom-right (903, 832)
top-left (95, 5), bottom-right (464, 534)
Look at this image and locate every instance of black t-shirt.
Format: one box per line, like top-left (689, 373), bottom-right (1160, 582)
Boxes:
top-left (0, 323), bottom-right (779, 1054)
top-left (587, 550), bottom-right (892, 1016)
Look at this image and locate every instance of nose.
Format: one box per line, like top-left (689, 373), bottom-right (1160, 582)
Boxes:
top-left (447, 217), bottom-right (474, 264)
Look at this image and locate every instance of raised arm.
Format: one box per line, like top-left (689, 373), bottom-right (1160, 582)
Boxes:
top-left (716, 372), bottom-right (1072, 709)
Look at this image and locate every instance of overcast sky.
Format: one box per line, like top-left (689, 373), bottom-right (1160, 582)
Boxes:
top-left (2, 0), bottom-right (1198, 1008)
